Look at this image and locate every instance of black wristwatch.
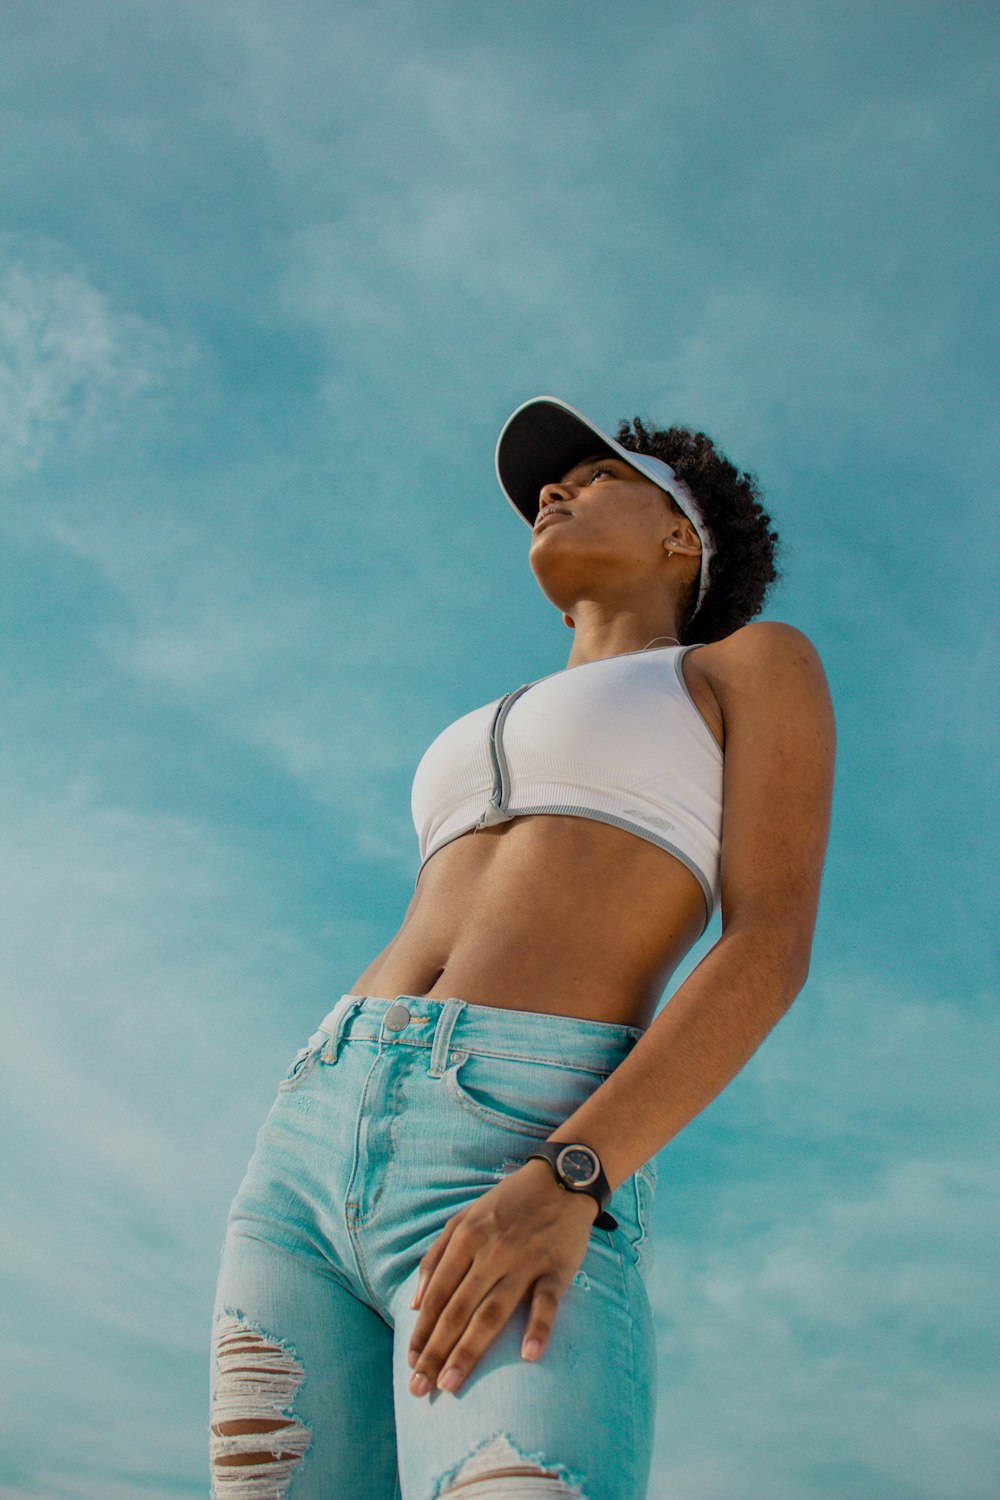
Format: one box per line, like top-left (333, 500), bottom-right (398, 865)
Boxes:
top-left (524, 1142), bottom-right (618, 1230)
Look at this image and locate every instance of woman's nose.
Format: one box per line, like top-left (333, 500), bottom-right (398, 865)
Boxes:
top-left (539, 480), bottom-right (572, 507)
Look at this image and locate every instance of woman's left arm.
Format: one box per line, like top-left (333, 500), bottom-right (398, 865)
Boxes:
top-left (544, 619), bottom-right (837, 1189)
top-left (407, 621), bottom-right (835, 1395)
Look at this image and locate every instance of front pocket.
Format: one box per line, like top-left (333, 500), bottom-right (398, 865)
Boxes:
top-left (444, 1049), bottom-right (608, 1138)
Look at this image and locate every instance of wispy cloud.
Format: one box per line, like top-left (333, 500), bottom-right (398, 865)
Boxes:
top-left (647, 972), bottom-right (1000, 1499)
top-left (0, 779), bottom-right (362, 1488)
top-left (36, 496), bottom-right (444, 866)
top-left (0, 235), bottom-right (198, 480)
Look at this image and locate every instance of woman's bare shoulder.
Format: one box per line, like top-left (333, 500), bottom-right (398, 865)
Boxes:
top-left (696, 621), bottom-right (833, 729)
top-left (700, 619), bottom-right (823, 665)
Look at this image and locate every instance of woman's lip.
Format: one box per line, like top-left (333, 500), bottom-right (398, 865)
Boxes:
top-left (533, 510), bottom-right (571, 530)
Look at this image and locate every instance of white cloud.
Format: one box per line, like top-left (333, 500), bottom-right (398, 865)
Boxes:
top-left (0, 235), bottom-right (197, 479)
top-left (198, 8), bottom-right (622, 421)
top-left (648, 1152), bottom-right (999, 1499)
top-left (644, 969), bottom-right (1000, 1499)
top-left (35, 497), bottom-right (442, 867)
top-left (0, 775), bottom-right (370, 1488)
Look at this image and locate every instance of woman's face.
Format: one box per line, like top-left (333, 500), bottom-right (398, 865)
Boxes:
top-left (528, 451), bottom-right (690, 606)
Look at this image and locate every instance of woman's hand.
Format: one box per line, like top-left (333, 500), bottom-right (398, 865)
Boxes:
top-left (407, 1157), bottom-right (598, 1397)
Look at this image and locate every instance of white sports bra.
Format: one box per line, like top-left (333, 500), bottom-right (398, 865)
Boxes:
top-left (410, 645), bottom-right (724, 931)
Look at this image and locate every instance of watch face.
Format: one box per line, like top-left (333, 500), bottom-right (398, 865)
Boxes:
top-left (557, 1145), bottom-right (599, 1187)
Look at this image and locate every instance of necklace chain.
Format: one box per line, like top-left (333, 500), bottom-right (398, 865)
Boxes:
top-left (639, 635), bottom-right (681, 651)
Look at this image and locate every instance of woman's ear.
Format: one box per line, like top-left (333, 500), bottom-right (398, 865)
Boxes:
top-left (664, 499), bottom-right (702, 555)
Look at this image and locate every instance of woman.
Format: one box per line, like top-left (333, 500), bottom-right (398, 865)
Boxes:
top-left (209, 396), bottom-right (836, 1499)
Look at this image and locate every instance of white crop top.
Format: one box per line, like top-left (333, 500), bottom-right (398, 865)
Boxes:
top-left (410, 644), bottom-right (724, 929)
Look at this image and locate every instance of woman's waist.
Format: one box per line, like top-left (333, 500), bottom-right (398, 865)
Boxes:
top-left (347, 912), bottom-right (677, 1032)
top-left (355, 822), bottom-right (705, 1026)
top-left (351, 943), bottom-right (661, 1031)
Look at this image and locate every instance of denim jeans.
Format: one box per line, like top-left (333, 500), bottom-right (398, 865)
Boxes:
top-left (210, 993), bottom-right (659, 1499)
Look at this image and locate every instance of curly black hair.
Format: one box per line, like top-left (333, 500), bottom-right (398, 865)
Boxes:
top-left (614, 416), bottom-right (782, 645)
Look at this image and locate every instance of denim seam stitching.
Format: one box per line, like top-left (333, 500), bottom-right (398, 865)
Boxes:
top-left (341, 1061), bottom-right (385, 1309)
top-left (631, 1174), bottom-right (649, 1262)
top-left (449, 1046), bottom-right (611, 1073)
top-left (612, 1232), bottom-right (642, 1497)
top-left (331, 1035), bottom-right (616, 1073)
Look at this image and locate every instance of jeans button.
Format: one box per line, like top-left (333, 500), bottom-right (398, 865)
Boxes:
top-left (384, 1001), bottom-right (411, 1032)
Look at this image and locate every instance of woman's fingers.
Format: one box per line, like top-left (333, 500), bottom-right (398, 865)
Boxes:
top-left (408, 1238), bottom-right (569, 1396)
top-left (520, 1275), bottom-right (562, 1362)
top-left (408, 1223), bottom-right (490, 1372)
top-left (411, 1270), bottom-right (523, 1396)
top-left (410, 1212), bottom-right (462, 1313)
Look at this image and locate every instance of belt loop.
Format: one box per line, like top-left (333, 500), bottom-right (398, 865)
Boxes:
top-left (318, 993), bottom-right (362, 1065)
top-left (428, 998), bottom-right (466, 1077)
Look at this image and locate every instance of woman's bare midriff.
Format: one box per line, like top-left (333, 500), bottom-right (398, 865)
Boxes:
top-left (350, 646), bottom-right (726, 1031)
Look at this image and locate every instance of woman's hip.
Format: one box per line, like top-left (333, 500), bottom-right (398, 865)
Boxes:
top-left (223, 992), bottom-right (658, 1312)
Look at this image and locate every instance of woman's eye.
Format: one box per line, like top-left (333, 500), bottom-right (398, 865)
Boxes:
top-left (589, 465), bottom-right (613, 481)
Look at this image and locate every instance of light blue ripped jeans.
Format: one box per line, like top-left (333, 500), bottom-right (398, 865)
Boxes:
top-left (210, 994), bottom-right (659, 1499)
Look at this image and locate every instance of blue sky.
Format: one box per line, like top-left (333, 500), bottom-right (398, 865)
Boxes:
top-left (1, 2), bottom-right (997, 1495)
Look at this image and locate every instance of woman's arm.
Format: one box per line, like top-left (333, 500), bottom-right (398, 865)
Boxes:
top-left (406, 622), bottom-right (836, 1397)
top-left (547, 620), bottom-right (837, 1189)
